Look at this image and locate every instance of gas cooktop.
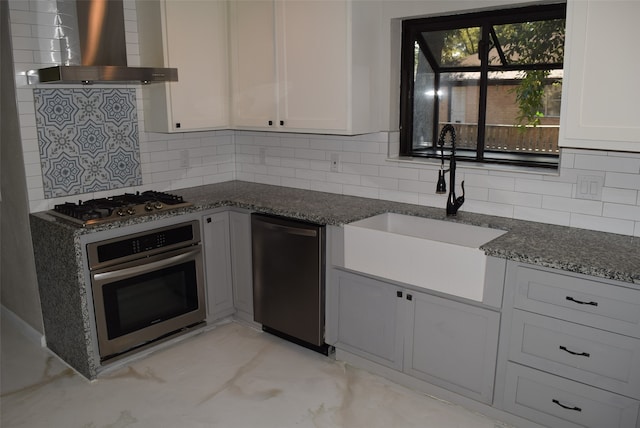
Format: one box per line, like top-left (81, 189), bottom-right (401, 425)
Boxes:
top-left (50, 191), bottom-right (192, 226)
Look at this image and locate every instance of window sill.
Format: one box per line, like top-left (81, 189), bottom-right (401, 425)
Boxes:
top-left (386, 154), bottom-right (561, 177)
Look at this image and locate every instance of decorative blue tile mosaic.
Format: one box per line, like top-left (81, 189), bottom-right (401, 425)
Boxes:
top-left (34, 88), bottom-right (142, 198)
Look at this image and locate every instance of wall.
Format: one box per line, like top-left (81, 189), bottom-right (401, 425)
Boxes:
top-left (8, 0), bottom-right (640, 241)
top-left (234, 131), bottom-right (640, 236)
top-left (1, 0), bottom-right (44, 334)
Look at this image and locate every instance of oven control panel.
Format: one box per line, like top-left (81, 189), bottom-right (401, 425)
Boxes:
top-left (87, 220), bottom-right (200, 270)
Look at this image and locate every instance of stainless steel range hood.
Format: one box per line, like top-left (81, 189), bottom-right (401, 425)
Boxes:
top-left (31, 0), bottom-right (177, 84)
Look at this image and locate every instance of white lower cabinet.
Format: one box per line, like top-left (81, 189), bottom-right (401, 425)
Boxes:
top-left (228, 210), bottom-right (254, 324)
top-left (495, 262), bottom-right (640, 428)
top-left (405, 291), bottom-right (500, 404)
top-left (202, 211), bottom-right (235, 321)
top-left (330, 268), bottom-right (500, 404)
top-left (503, 363), bottom-right (640, 428)
top-left (201, 209), bottom-right (254, 324)
top-left (332, 269), bottom-right (404, 370)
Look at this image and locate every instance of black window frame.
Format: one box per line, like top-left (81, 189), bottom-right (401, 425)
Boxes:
top-left (399, 3), bottom-right (566, 169)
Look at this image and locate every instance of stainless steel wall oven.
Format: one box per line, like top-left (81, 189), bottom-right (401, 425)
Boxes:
top-left (87, 220), bottom-right (205, 361)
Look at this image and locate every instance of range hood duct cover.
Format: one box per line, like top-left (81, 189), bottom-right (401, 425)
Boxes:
top-left (33, 0), bottom-right (177, 84)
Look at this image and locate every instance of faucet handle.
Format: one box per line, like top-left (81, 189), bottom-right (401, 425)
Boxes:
top-left (436, 170), bottom-right (447, 194)
top-left (456, 181), bottom-right (465, 207)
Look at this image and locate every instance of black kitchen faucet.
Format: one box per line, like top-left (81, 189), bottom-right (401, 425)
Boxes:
top-left (435, 124), bottom-right (465, 216)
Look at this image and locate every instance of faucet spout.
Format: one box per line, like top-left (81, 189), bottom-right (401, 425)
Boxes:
top-left (437, 124), bottom-right (465, 216)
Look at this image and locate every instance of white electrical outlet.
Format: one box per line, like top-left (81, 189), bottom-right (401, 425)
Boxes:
top-left (330, 153), bottom-right (341, 172)
top-left (576, 175), bottom-right (603, 200)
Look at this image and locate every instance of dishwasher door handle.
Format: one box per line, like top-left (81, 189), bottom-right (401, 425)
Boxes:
top-left (261, 221), bottom-right (318, 237)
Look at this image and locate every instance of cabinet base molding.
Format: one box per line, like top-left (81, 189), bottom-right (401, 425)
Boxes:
top-left (334, 348), bottom-right (546, 428)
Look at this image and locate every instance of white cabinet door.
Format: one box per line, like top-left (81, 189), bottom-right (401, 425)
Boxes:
top-left (560, 0), bottom-right (640, 151)
top-left (138, 0), bottom-right (229, 132)
top-left (276, 0), bottom-right (348, 131)
top-left (228, 210), bottom-right (254, 323)
top-left (404, 290), bottom-right (500, 404)
top-left (202, 211), bottom-right (235, 321)
top-left (229, 0), bottom-right (278, 129)
top-left (332, 269), bottom-right (404, 370)
top-left (229, 0), bottom-right (379, 134)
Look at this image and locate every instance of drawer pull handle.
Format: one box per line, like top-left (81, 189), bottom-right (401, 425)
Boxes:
top-left (559, 345), bottom-right (590, 357)
top-left (566, 296), bottom-right (598, 306)
top-left (552, 399), bottom-right (582, 412)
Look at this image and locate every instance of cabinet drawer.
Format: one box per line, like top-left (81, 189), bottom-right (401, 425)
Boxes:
top-left (504, 363), bottom-right (640, 428)
top-left (511, 264), bottom-right (640, 338)
top-left (509, 309), bottom-right (640, 399)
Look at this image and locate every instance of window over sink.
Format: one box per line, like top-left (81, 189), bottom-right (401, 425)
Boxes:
top-left (399, 3), bottom-right (566, 169)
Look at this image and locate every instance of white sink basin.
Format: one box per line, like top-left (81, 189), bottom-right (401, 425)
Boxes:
top-left (343, 213), bottom-right (506, 302)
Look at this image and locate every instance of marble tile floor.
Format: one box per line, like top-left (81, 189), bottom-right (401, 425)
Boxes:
top-left (1, 318), bottom-right (512, 428)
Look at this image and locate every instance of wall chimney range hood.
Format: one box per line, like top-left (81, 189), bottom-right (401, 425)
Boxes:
top-left (31, 0), bottom-right (177, 84)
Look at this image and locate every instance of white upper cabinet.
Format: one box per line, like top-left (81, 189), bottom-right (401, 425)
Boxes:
top-left (559, 0), bottom-right (640, 151)
top-left (229, 0), bottom-right (380, 135)
top-left (137, 0), bottom-right (230, 133)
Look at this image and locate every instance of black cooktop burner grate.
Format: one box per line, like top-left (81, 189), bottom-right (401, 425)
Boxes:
top-left (51, 191), bottom-right (191, 225)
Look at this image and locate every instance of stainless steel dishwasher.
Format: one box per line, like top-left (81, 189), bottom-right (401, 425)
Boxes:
top-left (251, 213), bottom-right (328, 354)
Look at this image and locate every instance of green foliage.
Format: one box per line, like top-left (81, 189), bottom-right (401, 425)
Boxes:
top-left (439, 27), bottom-right (480, 65)
top-left (513, 70), bottom-right (548, 127)
top-left (495, 19), bottom-right (565, 127)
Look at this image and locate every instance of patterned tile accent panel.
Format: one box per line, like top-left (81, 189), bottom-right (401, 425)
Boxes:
top-left (34, 88), bottom-right (142, 198)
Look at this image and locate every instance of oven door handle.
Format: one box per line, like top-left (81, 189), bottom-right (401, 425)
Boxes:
top-left (92, 247), bottom-right (200, 282)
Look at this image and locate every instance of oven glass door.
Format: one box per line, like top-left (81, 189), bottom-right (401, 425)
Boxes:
top-left (91, 245), bottom-right (205, 359)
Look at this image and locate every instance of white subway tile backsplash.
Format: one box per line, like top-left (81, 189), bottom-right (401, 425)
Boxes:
top-left (379, 189), bottom-right (420, 204)
top-left (293, 148), bottom-right (326, 161)
top-left (326, 172), bottom-right (361, 186)
top-left (360, 175), bottom-right (398, 190)
top-left (514, 206), bottom-right (570, 226)
top-left (603, 203), bottom-right (640, 221)
top-left (11, 49), bottom-right (35, 63)
top-left (464, 183), bottom-right (490, 201)
top-left (10, 22), bottom-right (32, 37)
top-left (310, 181), bottom-right (343, 194)
top-left (570, 213), bottom-right (635, 236)
top-left (606, 172), bottom-right (640, 190)
top-left (489, 189), bottom-right (542, 208)
top-left (379, 165), bottom-right (420, 181)
top-left (295, 168), bottom-right (326, 182)
top-left (362, 153), bottom-right (387, 165)
top-left (309, 138), bottom-right (341, 151)
top-left (254, 174), bottom-right (282, 187)
top-left (464, 173), bottom-right (515, 191)
top-left (515, 178), bottom-right (573, 197)
top-left (268, 147), bottom-right (295, 159)
top-left (344, 163), bottom-right (379, 176)
top-left (343, 184), bottom-right (380, 199)
top-left (602, 187), bottom-right (638, 205)
top-left (281, 158), bottom-right (310, 169)
top-left (574, 153), bottom-right (640, 173)
top-left (397, 179), bottom-right (430, 195)
top-left (542, 195), bottom-right (603, 216)
top-left (203, 172), bottom-right (234, 185)
top-left (459, 200), bottom-right (514, 218)
top-left (344, 140), bottom-right (380, 154)
top-left (280, 136), bottom-right (310, 149)
top-left (11, 35), bottom-right (38, 51)
top-left (267, 166), bottom-right (295, 178)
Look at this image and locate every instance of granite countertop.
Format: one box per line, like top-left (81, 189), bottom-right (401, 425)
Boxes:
top-left (35, 180), bottom-right (640, 285)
